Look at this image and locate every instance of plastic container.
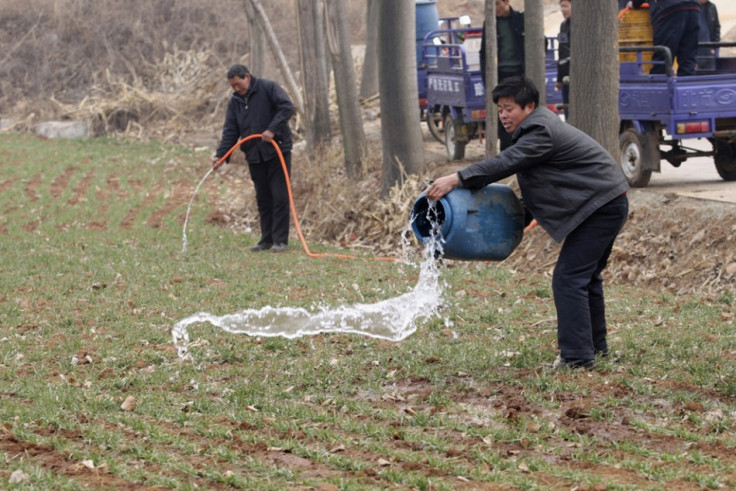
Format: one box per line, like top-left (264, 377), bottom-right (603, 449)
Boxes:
top-left (411, 184), bottom-right (524, 261)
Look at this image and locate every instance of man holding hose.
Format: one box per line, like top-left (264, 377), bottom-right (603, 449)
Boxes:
top-left (212, 64), bottom-right (295, 253)
top-left (426, 77), bottom-right (629, 370)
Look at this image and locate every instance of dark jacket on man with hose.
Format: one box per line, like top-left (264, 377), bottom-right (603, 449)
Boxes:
top-left (215, 75), bottom-right (294, 164)
top-left (457, 105), bottom-right (629, 243)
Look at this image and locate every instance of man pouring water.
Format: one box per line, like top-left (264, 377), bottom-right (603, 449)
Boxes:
top-left (426, 76), bottom-right (629, 370)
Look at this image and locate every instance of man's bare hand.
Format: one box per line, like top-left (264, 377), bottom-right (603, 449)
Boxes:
top-left (426, 173), bottom-right (460, 201)
top-left (262, 130), bottom-right (275, 143)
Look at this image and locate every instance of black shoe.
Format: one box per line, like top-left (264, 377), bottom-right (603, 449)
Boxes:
top-left (271, 243), bottom-right (288, 253)
top-left (595, 348), bottom-right (609, 358)
top-left (555, 357), bottom-right (595, 371)
top-left (250, 242), bottom-right (272, 252)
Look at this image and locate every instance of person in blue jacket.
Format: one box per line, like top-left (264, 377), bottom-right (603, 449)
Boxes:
top-left (426, 76), bottom-right (629, 370)
top-left (212, 65), bottom-right (295, 252)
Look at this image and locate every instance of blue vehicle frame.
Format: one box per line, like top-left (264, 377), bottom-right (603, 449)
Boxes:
top-left (421, 27), bottom-right (563, 160)
top-left (618, 42), bottom-right (736, 187)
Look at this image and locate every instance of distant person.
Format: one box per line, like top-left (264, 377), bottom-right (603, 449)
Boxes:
top-left (555, 0), bottom-right (572, 119)
top-left (696, 0), bottom-right (721, 70)
top-left (699, 0), bottom-right (720, 42)
top-left (212, 64), bottom-right (295, 253)
top-left (648, 0), bottom-right (701, 76)
top-left (426, 77), bottom-right (630, 370)
top-left (479, 0), bottom-right (525, 150)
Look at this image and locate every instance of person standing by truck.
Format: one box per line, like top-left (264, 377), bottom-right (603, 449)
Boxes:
top-left (479, 0), bottom-right (525, 150)
top-left (426, 77), bottom-right (630, 370)
top-left (698, 0), bottom-right (720, 42)
top-left (555, 0), bottom-right (572, 119)
top-left (648, 0), bottom-right (701, 76)
top-left (696, 0), bottom-right (721, 70)
top-left (212, 64), bottom-right (295, 253)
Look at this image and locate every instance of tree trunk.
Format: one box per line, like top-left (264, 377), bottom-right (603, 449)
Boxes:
top-left (326, 0), bottom-right (366, 177)
top-left (244, 0), bottom-right (266, 77)
top-left (569, 1), bottom-right (619, 159)
top-left (484, 0), bottom-right (498, 158)
top-left (377, 1), bottom-right (424, 196)
top-left (247, 0), bottom-right (304, 117)
top-left (297, 0), bottom-right (331, 151)
top-left (524, 0), bottom-right (545, 104)
top-left (359, 0), bottom-right (379, 100)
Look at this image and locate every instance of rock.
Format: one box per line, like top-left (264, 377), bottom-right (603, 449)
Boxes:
top-left (120, 395), bottom-right (137, 412)
top-left (9, 469), bottom-right (29, 484)
top-left (35, 121), bottom-right (89, 139)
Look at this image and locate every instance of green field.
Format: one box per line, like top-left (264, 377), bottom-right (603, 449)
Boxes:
top-left (1, 134), bottom-right (735, 490)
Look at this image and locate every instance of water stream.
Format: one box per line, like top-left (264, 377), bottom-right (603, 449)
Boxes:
top-left (181, 167), bottom-right (214, 254)
top-left (172, 192), bottom-right (447, 360)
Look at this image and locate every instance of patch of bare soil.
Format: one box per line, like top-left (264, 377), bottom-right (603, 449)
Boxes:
top-left (506, 190), bottom-right (736, 295)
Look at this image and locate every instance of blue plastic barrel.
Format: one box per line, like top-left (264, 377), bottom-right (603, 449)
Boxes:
top-left (416, 0), bottom-right (439, 65)
top-left (411, 184), bottom-right (524, 261)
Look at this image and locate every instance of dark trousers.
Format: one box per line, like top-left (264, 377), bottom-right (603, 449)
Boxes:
top-left (552, 194), bottom-right (628, 360)
top-left (651, 9), bottom-right (700, 76)
top-left (248, 152), bottom-right (291, 245)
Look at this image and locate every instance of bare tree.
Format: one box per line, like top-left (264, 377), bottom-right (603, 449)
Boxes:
top-left (297, 0), bottom-right (331, 150)
top-left (247, 0), bottom-right (304, 117)
top-left (483, 0), bottom-right (498, 158)
top-left (243, 0), bottom-right (266, 77)
top-left (569, 1), bottom-right (619, 159)
top-left (377, 1), bottom-right (424, 196)
top-left (359, 0), bottom-right (379, 100)
top-left (524, 0), bottom-right (545, 104)
top-left (326, 0), bottom-right (366, 176)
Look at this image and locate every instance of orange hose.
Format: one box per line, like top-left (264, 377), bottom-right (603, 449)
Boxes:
top-left (524, 218), bottom-right (538, 233)
top-left (215, 134), bottom-right (402, 262)
top-left (618, 3), bottom-right (649, 20)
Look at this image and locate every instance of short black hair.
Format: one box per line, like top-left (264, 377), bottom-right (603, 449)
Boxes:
top-left (492, 76), bottom-right (540, 107)
top-left (226, 64), bottom-right (250, 79)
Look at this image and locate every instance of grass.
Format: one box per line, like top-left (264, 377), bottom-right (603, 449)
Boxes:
top-left (1, 133), bottom-right (735, 489)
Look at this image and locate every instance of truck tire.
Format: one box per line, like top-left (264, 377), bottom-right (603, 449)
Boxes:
top-left (712, 139), bottom-right (736, 181)
top-left (619, 128), bottom-right (657, 188)
top-left (445, 113), bottom-right (466, 161)
top-left (427, 110), bottom-right (444, 144)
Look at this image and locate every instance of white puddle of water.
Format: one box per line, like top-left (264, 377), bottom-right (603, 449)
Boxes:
top-left (171, 203), bottom-right (447, 360)
top-left (181, 167), bottom-right (214, 254)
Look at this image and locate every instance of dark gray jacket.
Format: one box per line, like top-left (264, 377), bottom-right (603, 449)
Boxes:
top-left (216, 75), bottom-right (294, 164)
top-left (457, 106), bottom-right (629, 242)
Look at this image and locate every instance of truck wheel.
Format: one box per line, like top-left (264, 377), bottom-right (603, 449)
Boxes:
top-left (427, 110), bottom-right (444, 144)
top-left (712, 139), bottom-right (736, 181)
top-left (619, 128), bottom-right (657, 188)
top-left (445, 114), bottom-right (466, 161)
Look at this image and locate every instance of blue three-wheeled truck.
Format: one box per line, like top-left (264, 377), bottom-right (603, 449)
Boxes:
top-left (416, 5), bottom-right (736, 188)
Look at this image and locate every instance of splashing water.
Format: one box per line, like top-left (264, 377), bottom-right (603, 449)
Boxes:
top-left (171, 193), bottom-right (448, 360)
top-left (181, 168), bottom-right (214, 254)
